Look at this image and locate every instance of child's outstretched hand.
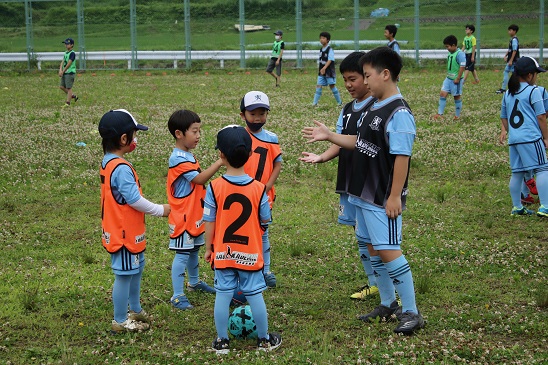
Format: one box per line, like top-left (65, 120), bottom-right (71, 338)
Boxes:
top-left (302, 121), bottom-right (331, 143)
top-left (299, 152), bottom-right (322, 163)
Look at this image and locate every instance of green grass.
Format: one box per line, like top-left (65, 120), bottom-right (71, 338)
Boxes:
top-left (0, 66), bottom-right (547, 364)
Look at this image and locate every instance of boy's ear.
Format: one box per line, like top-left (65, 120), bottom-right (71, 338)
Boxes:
top-left (174, 129), bottom-right (184, 138)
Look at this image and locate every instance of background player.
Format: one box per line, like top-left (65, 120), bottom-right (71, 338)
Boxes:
top-left (462, 24), bottom-right (480, 84)
top-left (496, 24), bottom-right (520, 94)
top-left (312, 31), bottom-right (342, 106)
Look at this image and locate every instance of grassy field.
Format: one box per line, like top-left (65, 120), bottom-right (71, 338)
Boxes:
top-left (0, 65), bottom-right (547, 364)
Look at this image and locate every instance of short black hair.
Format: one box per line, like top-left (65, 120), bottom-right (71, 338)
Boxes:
top-left (443, 35), bottom-right (458, 46)
top-left (465, 24), bottom-right (475, 33)
top-left (385, 25), bottom-right (398, 37)
top-left (101, 129), bottom-right (135, 154)
top-left (508, 24), bottom-right (519, 32)
top-left (340, 51), bottom-right (366, 74)
top-left (319, 31), bottom-right (331, 41)
top-left (167, 109), bottom-right (201, 138)
top-left (225, 146), bottom-right (250, 168)
top-left (359, 46), bottom-right (402, 82)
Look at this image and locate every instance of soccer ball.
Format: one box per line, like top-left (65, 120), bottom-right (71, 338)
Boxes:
top-left (228, 305), bottom-right (257, 339)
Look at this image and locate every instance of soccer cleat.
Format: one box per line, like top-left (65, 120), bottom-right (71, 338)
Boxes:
top-left (357, 300), bottom-right (400, 322)
top-left (521, 194), bottom-right (537, 205)
top-left (72, 95), bottom-right (79, 103)
top-left (257, 332), bottom-right (282, 352)
top-left (453, 116), bottom-right (460, 120)
top-left (525, 178), bottom-right (538, 195)
top-left (495, 88), bottom-right (506, 94)
top-left (511, 206), bottom-right (533, 216)
top-left (187, 281), bottom-right (215, 294)
top-left (264, 272), bottom-right (277, 288)
top-left (350, 284), bottom-right (379, 299)
top-left (61, 102), bottom-right (70, 108)
top-left (394, 311), bottom-right (425, 335)
top-left (111, 319), bottom-right (150, 334)
top-left (210, 337), bottom-right (230, 354)
top-left (128, 309), bottom-right (150, 323)
top-left (170, 295), bottom-right (194, 310)
top-left (472, 79), bottom-right (480, 84)
top-left (537, 205), bottom-right (548, 218)
top-left (432, 114), bottom-right (443, 120)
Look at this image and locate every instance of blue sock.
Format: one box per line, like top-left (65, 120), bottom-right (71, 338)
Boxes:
top-left (213, 291), bottom-right (233, 340)
top-left (187, 247), bottom-right (200, 286)
top-left (510, 172), bottom-right (525, 208)
top-left (128, 265), bottom-right (143, 313)
top-left (172, 252), bottom-right (189, 298)
top-left (332, 87), bottom-right (342, 104)
top-left (358, 241), bottom-right (376, 287)
top-left (262, 228), bottom-right (271, 273)
top-left (112, 274), bottom-right (132, 323)
top-left (437, 97), bottom-right (446, 115)
top-left (455, 99), bottom-right (462, 117)
top-left (502, 70), bottom-right (510, 90)
top-left (534, 169), bottom-right (548, 206)
top-left (247, 293), bottom-right (268, 339)
top-left (371, 255), bottom-right (396, 307)
top-left (385, 255), bottom-right (418, 314)
top-left (313, 87), bottom-right (322, 105)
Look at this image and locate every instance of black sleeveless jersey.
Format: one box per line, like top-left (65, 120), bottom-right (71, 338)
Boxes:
top-left (348, 97), bottom-right (412, 209)
top-left (336, 97), bottom-right (376, 193)
top-left (318, 46), bottom-right (336, 78)
top-left (508, 37), bottom-right (520, 61)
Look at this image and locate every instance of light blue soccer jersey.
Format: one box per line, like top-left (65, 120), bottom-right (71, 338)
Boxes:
top-left (538, 86), bottom-right (548, 113)
top-left (102, 153), bottom-right (142, 205)
top-left (251, 128), bottom-right (283, 163)
top-left (169, 148), bottom-right (200, 197)
top-left (203, 174), bottom-right (271, 222)
top-left (349, 93), bottom-right (415, 212)
top-left (500, 83), bottom-right (546, 145)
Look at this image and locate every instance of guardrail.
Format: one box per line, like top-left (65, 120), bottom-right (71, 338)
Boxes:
top-left (1, 49), bottom-right (546, 70)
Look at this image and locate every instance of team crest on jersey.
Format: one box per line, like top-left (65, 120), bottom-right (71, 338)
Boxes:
top-left (356, 139), bottom-right (381, 158)
top-left (102, 231), bottom-right (111, 244)
top-left (369, 116), bottom-right (382, 131)
top-left (135, 233), bottom-right (145, 244)
top-left (215, 246), bottom-right (258, 266)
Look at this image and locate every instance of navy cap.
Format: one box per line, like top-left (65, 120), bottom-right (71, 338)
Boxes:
top-left (62, 38), bottom-right (74, 45)
top-left (98, 109), bottom-right (148, 139)
top-left (215, 125), bottom-right (252, 158)
top-left (274, 30), bottom-right (283, 36)
top-left (514, 56), bottom-right (546, 75)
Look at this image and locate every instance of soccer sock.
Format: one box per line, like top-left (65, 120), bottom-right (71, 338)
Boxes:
top-left (171, 252), bottom-right (189, 298)
top-left (455, 99), bottom-right (462, 117)
top-left (437, 97), bottom-right (446, 115)
top-left (112, 274), bottom-right (132, 323)
top-left (128, 265), bottom-right (143, 313)
top-left (313, 87), bottom-right (322, 105)
top-left (187, 247), bottom-right (200, 286)
top-left (262, 228), bottom-right (271, 273)
top-left (213, 291), bottom-right (233, 340)
top-left (358, 241), bottom-right (376, 287)
top-left (371, 255), bottom-right (396, 307)
top-left (247, 293), bottom-right (268, 339)
top-left (534, 169), bottom-right (548, 206)
top-left (510, 172), bottom-right (525, 208)
top-left (521, 180), bottom-right (530, 197)
top-left (332, 87), bottom-right (342, 104)
top-left (385, 255), bottom-right (418, 314)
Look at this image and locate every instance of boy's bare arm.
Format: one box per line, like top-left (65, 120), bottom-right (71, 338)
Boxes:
top-left (300, 143), bottom-right (340, 163)
top-left (204, 221), bottom-right (215, 263)
top-left (537, 114), bottom-right (548, 147)
top-left (265, 160), bottom-right (281, 193)
top-left (191, 159), bottom-right (223, 185)
top-left (302, 120), bottom-right (357, 149)
top-left (499, 118), bottom-right (509, 145)
top-left (385, 155), bottom-right (409, 219)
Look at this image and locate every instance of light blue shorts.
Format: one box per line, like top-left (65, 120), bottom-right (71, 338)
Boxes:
top-left (355, 207), bottom-right (402, 251)
top-left (317, 75), bottom-right (337, 86)
top-left (509, 139), bottom-right (548, 173)
top-left (338, 193), bottom-right (356, 226)
top-left (441, 77), bottom-right (464, 96)
top-left (111, 248), bottom-right (145, 275)
top-left (214, 268), bottom-right (267, 296)
top-left (169, 232), bottom-right (205, 251)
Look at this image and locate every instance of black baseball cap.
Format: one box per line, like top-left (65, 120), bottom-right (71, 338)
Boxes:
top-left (514, 56), bottom-right (546, 75)
top-left (215, 125), bottom-right (252, 158)
top-left (62, 38), bottom-right (74, 45)
top-left (98, 109), bottom-right (148, 139)
top-left (274, 30), bottom-right (283, 36)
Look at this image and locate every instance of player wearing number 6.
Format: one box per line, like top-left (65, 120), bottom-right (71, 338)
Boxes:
top-left (499, 57), bottom-right (548, 217)
top-left (240, 91), bottom-right (282, 287)
top-left (203, 125), bottom-right (282, 353)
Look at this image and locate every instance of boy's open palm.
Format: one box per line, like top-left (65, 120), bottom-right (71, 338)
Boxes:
top-left (302, 121), bottom-right (330, 143)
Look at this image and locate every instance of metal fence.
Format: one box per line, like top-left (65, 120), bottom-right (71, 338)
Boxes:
top-left (0, 0), bottom-right (546, 70)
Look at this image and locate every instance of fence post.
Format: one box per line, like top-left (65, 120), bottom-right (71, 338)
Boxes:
top-left (238, 0), bottom-right (246, 68)
top-left (130, 0), bottom-right (137, 70)
top-left (540, 0), bottom-right (545, 64)
top-left (475, 0), bottom-right (481, 66)
top-left (353, 0), bottom-right (359, 51)
top-left (77, 0), bottom-right (86, 70)
top-left (414, 0), bottom-right (420, 65)
top-left (296, 0), bottom-right (303, 68)
top-left (184, 0), bottom-right (191, 69)
top-left (24, 0), bottom-right (34, 71)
